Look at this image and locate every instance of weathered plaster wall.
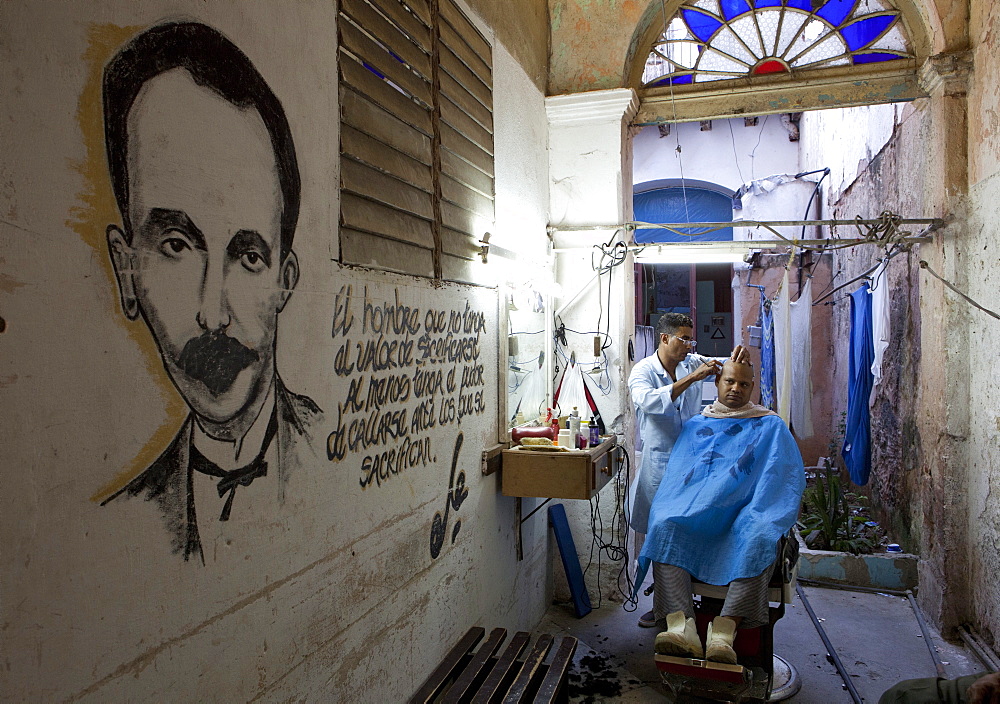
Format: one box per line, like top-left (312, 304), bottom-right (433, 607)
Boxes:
top-left (800, 103), bottom-right (931, 557)
top-left (0, 2), bottom-right (553, 700)
top-left (548, 0), bottom-right (647, 94)
top-left (633, 117), bottom-right (799, 194)
top-left (467, 0), bottom-right (549, 92)
top-left (963, 0), bottom-right (1000, 648)
top-left (546, 89), bottom-right (637, 602)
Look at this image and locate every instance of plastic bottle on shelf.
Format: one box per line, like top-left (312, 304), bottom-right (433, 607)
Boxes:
top-left (568, 407), bottom-right (581, 439)
top-left (589, 421), bottom-right (600, 447)
top-left (579, 420), bottom-right (590, 448)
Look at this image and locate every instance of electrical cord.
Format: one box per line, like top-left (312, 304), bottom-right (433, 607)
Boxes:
top-left (581, 441), bottom-right (639, 611)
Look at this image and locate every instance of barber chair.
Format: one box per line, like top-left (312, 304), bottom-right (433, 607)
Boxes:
top-left (652, 532), bottom-right (801, 703)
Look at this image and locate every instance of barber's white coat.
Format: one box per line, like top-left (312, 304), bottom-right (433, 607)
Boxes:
top-left (628, 351), bottom-right (710, 533)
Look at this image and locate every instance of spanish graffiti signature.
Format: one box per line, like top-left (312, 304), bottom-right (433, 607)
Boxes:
top-left (429, 433), bottom-right (469, 559)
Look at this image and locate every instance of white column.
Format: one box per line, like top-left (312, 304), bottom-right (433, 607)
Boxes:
top-left (547, 89), bottom-right (640, 228)
top-left (545, 89), bottom-right (639, 604)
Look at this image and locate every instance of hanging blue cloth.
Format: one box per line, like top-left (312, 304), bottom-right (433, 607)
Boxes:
top-left (759, 297), bottom-right (776, 410)
top-left (843, 284), bottom-right (874, 485)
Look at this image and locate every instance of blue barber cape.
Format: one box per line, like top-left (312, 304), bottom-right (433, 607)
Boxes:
top-left (635, 414), bottom-right (804, 589)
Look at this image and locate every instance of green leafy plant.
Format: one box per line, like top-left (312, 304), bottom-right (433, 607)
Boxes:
top-left (798, 413), bottom-right (881, 555)
top-left (799, 456), bottom-right (876, 554)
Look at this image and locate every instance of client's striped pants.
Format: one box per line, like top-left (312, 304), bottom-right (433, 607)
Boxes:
top-left (652, 561), bottom-right (772, 629)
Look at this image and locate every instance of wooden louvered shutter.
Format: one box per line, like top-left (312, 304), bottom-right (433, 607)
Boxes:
top-left (338, 0), bottom-right (494, 282)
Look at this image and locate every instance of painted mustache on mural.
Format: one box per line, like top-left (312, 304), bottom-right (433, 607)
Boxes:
top-left (174, 330), bottom-right (259, 396)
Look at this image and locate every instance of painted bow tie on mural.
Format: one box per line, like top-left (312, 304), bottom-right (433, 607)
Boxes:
top-left (189, 408), bottom-right (278, 521)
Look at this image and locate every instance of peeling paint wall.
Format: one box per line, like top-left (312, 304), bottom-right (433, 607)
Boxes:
top-left (964, 0), bottom-right (1000, 649)
top-left (799, 102), bottom-right (931, 560)
top-left (0, 2), bottom-right (553, 700)
top-left (548, 0), bottom-right (647, 94)
top-left (633, 118), bottom-right (799, 194)
top-left (467, 0), bottom-right (549, 92)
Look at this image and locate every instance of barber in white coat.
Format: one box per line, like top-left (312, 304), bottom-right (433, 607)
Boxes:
top-left (629, 311), bottom-right (748, 627)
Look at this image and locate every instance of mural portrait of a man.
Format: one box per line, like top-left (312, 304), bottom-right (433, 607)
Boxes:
top-left (101, 21), bottom-right (322, 564)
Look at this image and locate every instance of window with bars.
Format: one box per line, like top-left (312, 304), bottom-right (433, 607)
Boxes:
top-left (642, 0), bottom-right (913, 88)
top-left (338, 0), bottom-right (494, 281)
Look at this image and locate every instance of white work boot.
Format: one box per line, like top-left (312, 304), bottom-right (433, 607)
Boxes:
top-left (654, 611), bottom-right (703, 658)
top-left (705, 616), bottom-right (738, 664)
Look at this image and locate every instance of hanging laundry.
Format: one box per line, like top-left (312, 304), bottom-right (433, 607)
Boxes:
top-left (869, 261), bottom-right (890, 405)
top-left (760, 296), bottom-right (776, 410)
top-left (789, 278), bottom-right (814, 437)
top-left (773, 271), bottom-right (792, 424)
top-left (843, 284), bottom-right (875, 486)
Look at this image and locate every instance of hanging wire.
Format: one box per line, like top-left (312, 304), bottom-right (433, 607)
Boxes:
top-left (919, 260), bottom-right (1000, 321)
top-left (658, 0), bottom-right (692, 225)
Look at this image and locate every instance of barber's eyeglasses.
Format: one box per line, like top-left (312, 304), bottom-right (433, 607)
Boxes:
top-left (671, 335), bottom-right (697, 348)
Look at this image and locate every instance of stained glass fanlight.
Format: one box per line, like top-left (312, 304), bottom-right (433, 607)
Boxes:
top-left (642, 0), bottom-right (913, 87)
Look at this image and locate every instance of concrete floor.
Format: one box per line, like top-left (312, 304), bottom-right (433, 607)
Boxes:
top-left (539, 576), bottom-right (987, 703)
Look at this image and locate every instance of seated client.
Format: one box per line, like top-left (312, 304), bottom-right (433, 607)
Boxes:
top-left (634, 359), bottom-right (805, 664)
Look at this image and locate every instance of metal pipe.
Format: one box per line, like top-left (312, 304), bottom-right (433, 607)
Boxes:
top-left (553, 271), bottom-right (602, 320)
top-left (959, 626), bottom-right (1000, 672)
top-left (547, 218), bottom-right (944, 233)
top-left (796, 584), bottom-right (864, 704)
top-left (520, 497), bottom-right (553, 525)
top-left (796, 577), bottom-right (908, 597)
top-left (906, 590), bottom-right (947, 678)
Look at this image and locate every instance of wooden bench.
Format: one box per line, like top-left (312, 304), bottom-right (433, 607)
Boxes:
top-left (409, 627), bottom-right (578, 704)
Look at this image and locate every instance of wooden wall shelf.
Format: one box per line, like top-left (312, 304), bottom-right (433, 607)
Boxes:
top-left (501, 438), bottom-right (617, 500)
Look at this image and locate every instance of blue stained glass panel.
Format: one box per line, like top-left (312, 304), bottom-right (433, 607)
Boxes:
top-left (785, 0), bottom-right (813, 12)
top-left (852, 51), bottom-right (902, 64)
top-left (650, 74), bottom-right (694, 87)
top-left (754, 0), bottom-right (783, 6)
top-left (816, 0), bottom-right (857, 27)
top-left (683, 9), bottom-right (724, 42)
top-left (841, 15), bottom-right (895, 51)
top-left (720, 0), bottom-right (752, 20)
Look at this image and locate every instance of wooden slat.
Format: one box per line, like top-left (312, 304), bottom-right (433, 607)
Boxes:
top-left (341, 57), bottom-right (432, 136)
top-left (341, 0), bottom-right (431, 78)
top-left (341, 193), bottom-right (434, 248)
top-left (501, 634), bottom-right (553, 703)
top-left (341, 87), bottom-right (432, 164)
top-left (441, 149), bottom-right (494, 198)
top-left (341, 228), bottom-right (435, 277)
top-left (441, 94), bottom-right (493, 152)
top-left (440, 45), bottom-right (491, 111)
top-left (442, 628), bottom-right (508, 704)
top-left (440, 0), bottom-right (490, 63)
top-left (441, 253), bottom-right (484, 286)
top-left (367, 0), bottom-right (432, 52)
top-left (441, 123), bottom-right (494, 178)
top-left (342, 124), bottom-right (432, 191)
top-left (441, 174), bottom-right (494, 220)
top-left (533, 636), bottom-right (578, 703)
top-left (341, 157), bottom-right (433, 219)
top-left (441, 226), bottom-right (478, 259)
top-left (340, 19), bottom-right (432, 105)
top-left (399, 0), bottom-right (432, 28)
top-left (440, 71), bottom-right (493, 133)
top-left (440, 200), bottom-right (478, 237)
top-left (439, 19), bottom-right (492, 89)
top-left (470, 632), bottom-right (531, 704)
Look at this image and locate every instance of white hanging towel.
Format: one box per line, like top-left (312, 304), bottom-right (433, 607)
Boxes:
top-left (869, 261), bottom-right (890, 406)
top-left (773, 271), bottom-right (793, 425)
top-left (789, 277), bottom-right (814, 437)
